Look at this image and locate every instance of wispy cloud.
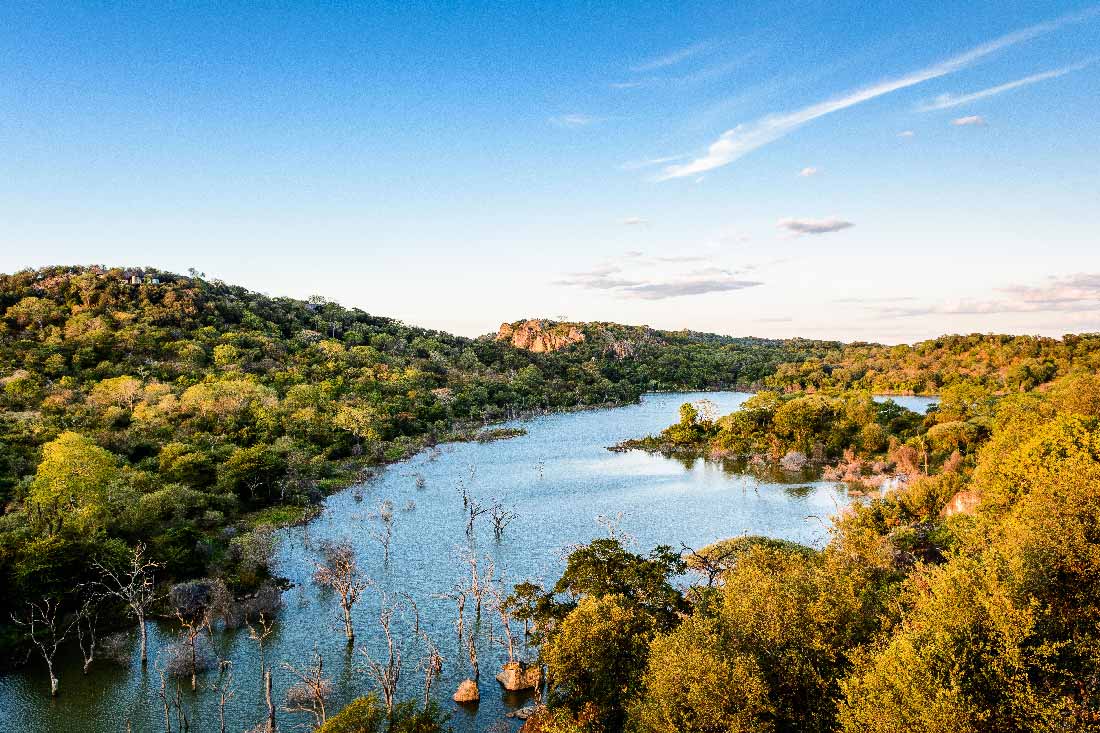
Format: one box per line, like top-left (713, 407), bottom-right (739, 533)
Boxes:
top-left (619, 154), bottom-right (690, 171)
top-left (898, 130), bottom-right (916, 138)
top-left (778, 217), bottom-right (854, 235)
top-left (557, 261), bottom-right (762, 300)
top-left (621, 217), bottom-right (648, 226)
top-left (655, 7), bottom-right (1098, 180)
top-left (630, 41), bottom-right (712, 72)
top-left (952, 115), bottom-right (987, 126)
top-left (549, 113), bottom-right (601, 128)
top-left (875, 273), bottom-right (1100, 317)
top-left (919, 59), bottom-right (1094, 110)
top-left (799, 167), bottom-right (819, 177)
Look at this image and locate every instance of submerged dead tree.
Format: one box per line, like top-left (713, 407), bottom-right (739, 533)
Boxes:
top-left (282, 651), bottom-right (332, 728)
top-left (490, 501), bottom-right (517, 541)
top-left (370, 499), bottom-right (396, 565)
top-left (359, 592), bottom-right (405, 717)
top-left (313, 540), bottom-right (371, 643)
top-left (93, 542), bottom-right (161, 666)
top-left (12, 598), bottom-right (74, 696)
top-left (75, 593), bottom-right (100, 674)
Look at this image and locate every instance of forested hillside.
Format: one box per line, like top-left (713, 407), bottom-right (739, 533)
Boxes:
top-left (525, 374), bottom-right (1100, 732)
top-left (0, 265), bottom-right (836, 648)
top-left (765, 332), bottom-right (1100, 393)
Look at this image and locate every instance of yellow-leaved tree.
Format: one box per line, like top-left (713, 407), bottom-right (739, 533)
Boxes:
top-left (28, 431), bottom-right (118, 535)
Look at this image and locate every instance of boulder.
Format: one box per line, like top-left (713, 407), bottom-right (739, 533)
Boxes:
top-left (453, 678), bottom-right (480, 704)
top-left (496, 661), bottom-right (541, 691)
top-left (507, 705), bottom-right (540, 720)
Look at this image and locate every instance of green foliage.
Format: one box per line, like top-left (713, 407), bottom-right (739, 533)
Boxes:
top-left (629, 615), bottom-right (774, 733)
top-left (544, 595), bottom-right (655, 730)
top-left (317, 693), bottom-right (448, 733)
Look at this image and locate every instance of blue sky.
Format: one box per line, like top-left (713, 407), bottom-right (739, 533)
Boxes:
top-left (1, 2), bottom-right (1098, 342)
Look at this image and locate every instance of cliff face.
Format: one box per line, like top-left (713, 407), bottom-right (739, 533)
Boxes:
top-left (497, 319), bottom-right (586, 353)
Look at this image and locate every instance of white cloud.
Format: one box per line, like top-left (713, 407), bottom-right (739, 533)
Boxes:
top-left (619, 154), bottom-right (690, 171)
top-left (655, 8), bottom-right (1098, 180)
top-left (556, 258), bottom-right (762, 300)
top-left (549, 113), bottom-right (601, 128)
top-left (898, 130), bottom-right (916, 138)
top-left (621, 217), bottom-right (648, 226)
top-left (799, 167), bottom-right (819, 177)
top-left (630, 41), bottom-right (711, 72)
top-left (875, 273), bottom-right (1100, 318)
top-left (919, 59), bottom-right (1094, 110)
top-left (778, 217), bottom-right (854, 235)
top-left (952, 115), bottom-right (987, 126)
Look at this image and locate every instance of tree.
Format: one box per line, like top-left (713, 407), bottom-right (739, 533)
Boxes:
top-left (28, 431), bottom-right (118, 534)
top-left (94, 542), bottom-right (161, 666)
top-left (630, 615), bottom-right (774, 733)
top-left (543, 594), bottom-right (654, 730)
top-left (11, 598), bottom-right (74, 696)
top-left (170, 580), bottom-right (215, 690)
top-left (313, 540), bottom-right (370, 643)
top-left (359, 592), bottom-right (405, 717)
top-left (283, 651), bottom-right (333, 727)
top-left (551, 538), bottom-right (686, 630)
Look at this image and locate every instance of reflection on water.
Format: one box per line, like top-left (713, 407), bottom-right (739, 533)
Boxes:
top-left (0, 391), bottom-right (936, 732)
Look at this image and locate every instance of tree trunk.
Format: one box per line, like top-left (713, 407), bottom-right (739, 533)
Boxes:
top-left (342, 604), bottom-right (354, 643)
top-left (265, 668), bottom-right (276, 733)
top-left (138, 612), bottom-right (148, 666)
top-left (49, 667), bottom-right (59, 697)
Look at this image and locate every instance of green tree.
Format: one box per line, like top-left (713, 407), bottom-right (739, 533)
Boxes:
top-left (27, 431), bottom-right (119, 534)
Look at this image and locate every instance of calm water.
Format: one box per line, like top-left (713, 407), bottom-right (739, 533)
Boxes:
top-left (0, 392), bottom-right (935, 733)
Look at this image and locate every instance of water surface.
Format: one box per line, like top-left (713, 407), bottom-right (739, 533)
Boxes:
top-left (0, 391), bottom-right (935, 732)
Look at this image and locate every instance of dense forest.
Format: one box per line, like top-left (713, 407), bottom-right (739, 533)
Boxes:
top-left (2, 265), bottom-right (1099, 731)
top-left (522, 373), bottom-right (1100, 732)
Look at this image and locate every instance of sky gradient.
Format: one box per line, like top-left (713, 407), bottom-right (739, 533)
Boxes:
top-left (2, 1), bottom-right (1098, 342)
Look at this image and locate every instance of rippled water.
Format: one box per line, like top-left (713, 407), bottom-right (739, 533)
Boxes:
top-left (0, 391), bottom-right (935, 733)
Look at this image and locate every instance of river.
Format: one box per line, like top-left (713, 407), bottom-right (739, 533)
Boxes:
top-left (0, 391), bottom-right (935, 732)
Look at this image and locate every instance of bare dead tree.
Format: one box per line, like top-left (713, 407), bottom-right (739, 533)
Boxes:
top-left (486, 582), bottom-right (517, 665)
top-left (464, 551), bottom-right (495, 620)
top-left (93, 542), bottom-right (161, 666)
top-left (433, 584), bottom-right (467, 647)
top-left (173, 678), bottom-right (190, 733)
top-left (313, 540), bottom-right (371, 643)
top-left (282, 651), bottom-right (332, 728)
top-left (11, 598), bottom-right (75, 696)
top-left (211, 660), bottom-right (235, 733)
top-left (155, 660), bottom-right (172, 733)
top-left (75, 593), bottom-right (99, 674)
top-left (358, 592), bottom-right (404, 717)
top-left (246, 613), bottom-right (277, 689)
top-left (175, 610), bottom-right (204, 691)
top-left (369, 499), bottom-right (396, 565)
top-left (466, 499), bottom-right (490, 538)
top-left (489, 501), bottom-right (517, 541)
top-left (595, 512), bottom-right (636, 546)
top-left (418, 630), bottom-right (443, 707)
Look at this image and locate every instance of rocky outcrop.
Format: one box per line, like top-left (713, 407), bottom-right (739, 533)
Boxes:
top-left (453, 678), bottom-right (480, 704)
top-left (497, 320), bottom-right (585, 353)
top-left (941, 490), bottom-right (981, 517)
top-left (496, 661), bottom-right (541, 691)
